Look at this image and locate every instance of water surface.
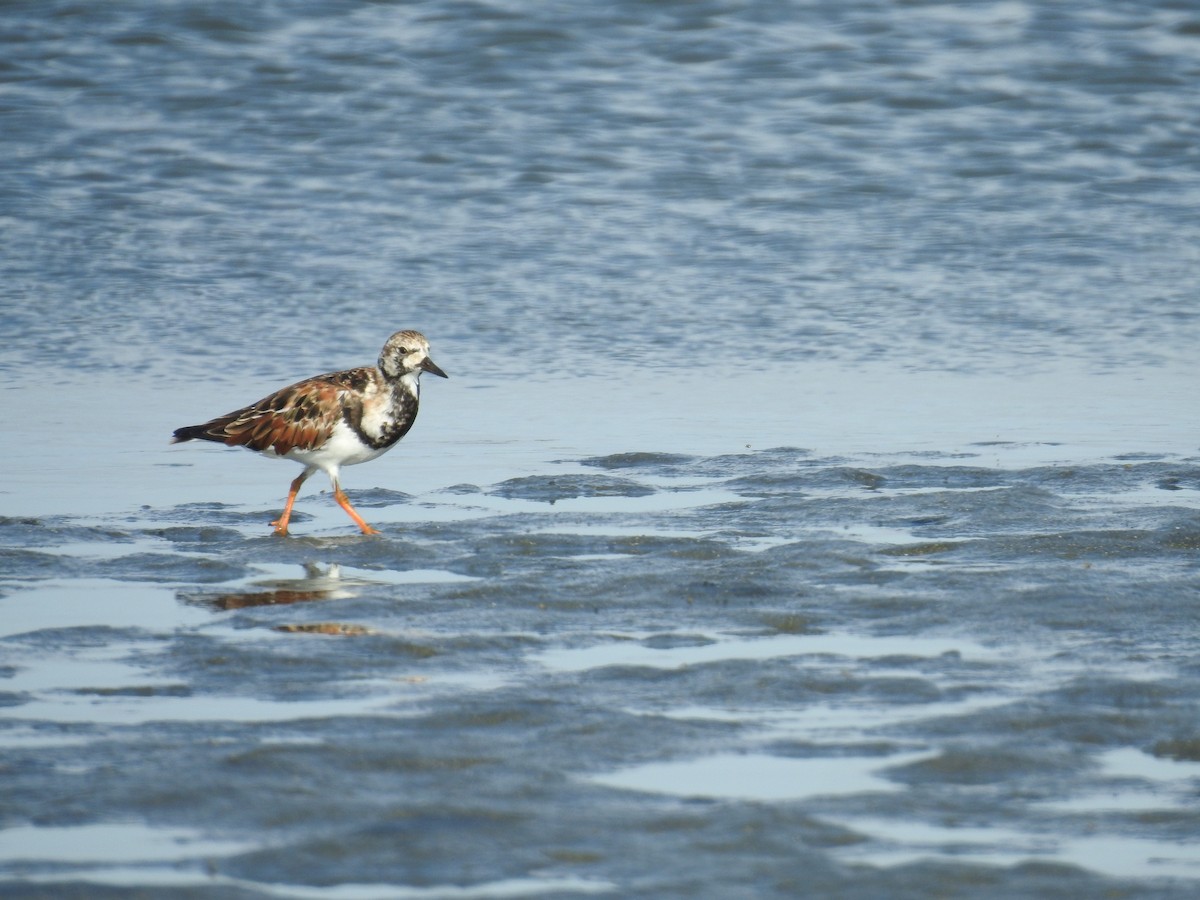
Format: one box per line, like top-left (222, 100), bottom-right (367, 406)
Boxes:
top-left (2, 1), bottom-right (1199, 897)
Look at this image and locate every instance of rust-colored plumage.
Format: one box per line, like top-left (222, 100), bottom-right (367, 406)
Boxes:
top-left (174, 373), bottom-right (361, 457)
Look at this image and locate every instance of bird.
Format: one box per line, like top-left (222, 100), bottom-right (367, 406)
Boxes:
top-left (172, 330), bottom-right (447, 536)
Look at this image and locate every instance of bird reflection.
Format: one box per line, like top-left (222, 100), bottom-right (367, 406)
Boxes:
top-left (182, 562), bottom-right (360, 611)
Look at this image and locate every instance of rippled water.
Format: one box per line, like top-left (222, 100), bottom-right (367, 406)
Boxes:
top-left (2, 1), bottom-right (1199, 897)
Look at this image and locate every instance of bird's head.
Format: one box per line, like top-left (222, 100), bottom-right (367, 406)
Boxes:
top-left (379, 330), bottom-right (448, 381)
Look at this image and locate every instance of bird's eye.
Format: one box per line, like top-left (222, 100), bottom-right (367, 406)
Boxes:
top-left (396, 348), bottom-right (409, 355)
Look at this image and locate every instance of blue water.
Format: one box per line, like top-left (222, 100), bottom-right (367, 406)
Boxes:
top-left (2, 2), bottom-right (1199, 897)
top-left (4, 0), bottom-right (1199, 378)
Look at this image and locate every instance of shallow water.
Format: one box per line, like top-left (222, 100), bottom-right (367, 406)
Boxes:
top-left (3, 1), bottom-right (1200, 898)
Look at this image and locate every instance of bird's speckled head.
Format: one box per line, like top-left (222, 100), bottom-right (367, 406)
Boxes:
top-left (378, 330), bottom-right (448, 381)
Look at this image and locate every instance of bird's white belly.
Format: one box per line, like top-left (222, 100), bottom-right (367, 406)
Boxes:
top-left (272, 421), bottom-right (391, 473)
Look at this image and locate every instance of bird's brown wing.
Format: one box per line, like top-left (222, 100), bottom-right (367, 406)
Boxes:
top-left (173, 369), bottom-right (371, 455)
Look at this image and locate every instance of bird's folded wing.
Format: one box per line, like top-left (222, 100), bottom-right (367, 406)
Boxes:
top-left (208, 377), bottom-right (348, 455)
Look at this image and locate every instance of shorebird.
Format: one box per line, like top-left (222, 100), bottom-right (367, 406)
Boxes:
top-left (172, 330), bottom-right (447, 536)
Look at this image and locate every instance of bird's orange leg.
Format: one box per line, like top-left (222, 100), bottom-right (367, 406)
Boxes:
top-left (271, 470), bottom-right (313, 536)
top-left (332, 483), bottom-right (381, 535)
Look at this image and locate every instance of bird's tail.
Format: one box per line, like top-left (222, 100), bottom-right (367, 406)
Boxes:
top-left (172, 424), bottom-right (217, 444)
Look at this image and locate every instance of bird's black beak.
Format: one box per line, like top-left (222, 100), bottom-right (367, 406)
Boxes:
top-left (421, 357), bottom-right (449, 379)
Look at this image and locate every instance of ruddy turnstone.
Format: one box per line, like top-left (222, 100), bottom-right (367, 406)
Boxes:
top-left (172, 330), bottom-right (447, 536)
